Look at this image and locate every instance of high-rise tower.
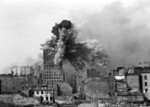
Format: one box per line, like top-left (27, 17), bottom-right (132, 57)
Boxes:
top-left (42, 44), bottom-right (64, 84)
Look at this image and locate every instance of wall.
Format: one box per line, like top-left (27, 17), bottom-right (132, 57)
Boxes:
top-left (126, 75), bottom-right (140, 92)
top-left (0, 76), bottom-right (27, 93)
top-left (0, 94), bottom-right (13, 104)
top-left (141, 73), bottom-right (150, 100)
top-left (34, 90), bottom-right (53, 103)
top-left (13, 94), bottom-right (39, 105)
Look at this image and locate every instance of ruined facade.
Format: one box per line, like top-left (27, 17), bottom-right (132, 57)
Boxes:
top-left (43, 48), bottom-right (64, 84)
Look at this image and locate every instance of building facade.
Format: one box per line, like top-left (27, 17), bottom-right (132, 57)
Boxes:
top-left (0, 74), bottom-right (39, 93)
top-left (126, 74), bottom-right (140, 92)
top-left (141, 72), bottom-right (150, 100)
top-left (33, 84), bottom-right (58, 104)
top-left (13, 66), bottom-right (34, 76)
top-left (87, 68), bottom-right (100, 78)
top-left (33, 87), bottom-right (54, 104)
top-left (43, 48), bottom-right (64, 84)
top-left (0, 75), bottom-right (27, 93)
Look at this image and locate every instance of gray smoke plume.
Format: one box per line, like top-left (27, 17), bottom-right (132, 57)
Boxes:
top-left (83, 39), bottom-right (109, 67)
top-left (43, 20), bottom-right (109, 71)
top-left (70, 1), bottom-right (150, 68)
top-left (54, 28), bottom-right (69, 65)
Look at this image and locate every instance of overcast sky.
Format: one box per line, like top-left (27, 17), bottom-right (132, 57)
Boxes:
top-left (0, 0), bottom-right (150, 73)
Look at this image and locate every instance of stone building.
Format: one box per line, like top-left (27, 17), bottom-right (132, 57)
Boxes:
top-left (0, 75), bottom-right (27, 93)
top-left (33, 84), bottom-right (58, 104)
top-left (87, 68), bottom-right (100, 78)
top-left (126, 74), bottom-right (140, 92)
top-left (42, 43), bottom-right (64, 84)
top-left (13, 66), bottom-right (34, 76)
top-left (128, 67), bottom-right (150, 100)
top-left (0, 74), bottom-right (39, 93)
top-left (141, 70), bottom-right (150, 100)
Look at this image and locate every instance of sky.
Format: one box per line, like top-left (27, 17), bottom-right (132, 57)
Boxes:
top-left (0, 0), bottom-right (150, 73)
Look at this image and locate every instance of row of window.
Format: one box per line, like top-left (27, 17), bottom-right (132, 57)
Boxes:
top-left (144, 75), bottom-right (148, 87)
top-left (44, 67), bottom-right (61, 70)
top-left (44, 73), bottom-right (62, 75)
top-left (44, 70), bottom-right (62, 73)
top-left (3, 86), bottom-right (25, 90)
top-left (4, 82), bottom-right (27, 86)
top-left (44, 80), bottom-right (62, 83)
top-left (44, 77), bottom-right (62, 79)
top-left (36, 90), bottom-right (51, 94)
top-left (144, 75), bottom-right (148, 93)
top-left (44, 74), bottom-right (62, 76)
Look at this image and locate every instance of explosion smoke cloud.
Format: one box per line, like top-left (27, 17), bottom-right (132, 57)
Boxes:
top-left (70, 1), bottom-right (150, 68)
top-left (43, 20), bottom-right (109, 71)
top-left (54, 28), bottom-right (68, 65)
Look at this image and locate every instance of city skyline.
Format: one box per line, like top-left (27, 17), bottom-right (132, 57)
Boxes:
top-left (1, 0), bottom-right (150, 73)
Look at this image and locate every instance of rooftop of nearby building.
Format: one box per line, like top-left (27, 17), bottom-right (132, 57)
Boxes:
top-left (32, 84), bottom-right (58, 91)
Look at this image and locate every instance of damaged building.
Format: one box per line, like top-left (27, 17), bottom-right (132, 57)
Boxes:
top-left (42, 44), bottom-right (64, 84)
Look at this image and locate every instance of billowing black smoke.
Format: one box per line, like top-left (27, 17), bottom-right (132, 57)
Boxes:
top-left (43, 20), bottom-right (109, 71)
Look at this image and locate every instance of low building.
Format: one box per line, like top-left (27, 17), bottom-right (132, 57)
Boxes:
top-left (13, 66), bottom-right (34, 76)
top-left (0, 94), bottom-right (13, 104)
top-left (108, 73), bottom-right (115, 98)
top-left (33, 84), bottom-right (58, 104)
top-left (27, 75), bottom-right (39, 87)
top-left (33, 63), bottom-right (43, 78)
top-left (114, 66), bottom-right (145, 104)
top-left (13, 94), bottom-right (39, 105)
top-left (117, 92), bottom-right (144, 103)
top-left (55, 96), bottom-right (72, 104)
top-left (126, 74), bottom-right (140, 92)
top-left (117, 67), bottom-right (126, 75)
top-left (0, 74), bottom-right (39, 93)
top-left (84, 79), bottom-right (109, 101)
top-left (0, 75), bottom-right (27, 93)
top-left (115, 80), bottom-right (127, 92)
top-left (87, 68), bottom-right (100, 78)
top-left (141, 71), bottom-right (150, 100)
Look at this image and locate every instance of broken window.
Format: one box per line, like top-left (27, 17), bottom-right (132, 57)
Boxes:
top-left (144, 75), bottom-right (147, 80)
top-left (50, 96), bottom-right (53, 101)
top-left (46, 96), bottom-right (48, 100)
top-left (145, 82), bottom-right (148, 86)
top-left (145, 88), bottom-right (148, 92)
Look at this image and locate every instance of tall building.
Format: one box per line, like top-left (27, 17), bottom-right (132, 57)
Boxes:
top-left (19, 66), bottom-right (34, 76)
top-left (141, 71), bottom-right (150, 100)
top-left (12, 66), bottom-right (34, 76)
top-left (42, 46), bottom-right (64, 84)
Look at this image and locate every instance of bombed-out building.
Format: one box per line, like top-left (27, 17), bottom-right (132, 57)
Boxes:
top-left (42, 44), bottom-right (64, 84)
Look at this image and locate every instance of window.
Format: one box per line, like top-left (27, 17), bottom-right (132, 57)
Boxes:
top-left (50, 96), bottom-right (53, 101)
top-left (145, 82), bottom-right (148, 86)
top-left (46, 96), bottom-right (48, 100)
top-left (41, 91), bottom-right (43, 94)
top-left (37, 91), bottom-right (39, 94)
top-left (145, 88), bottom-right (148, 92)
top-left (144, 75), bottom-right (147, 80)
